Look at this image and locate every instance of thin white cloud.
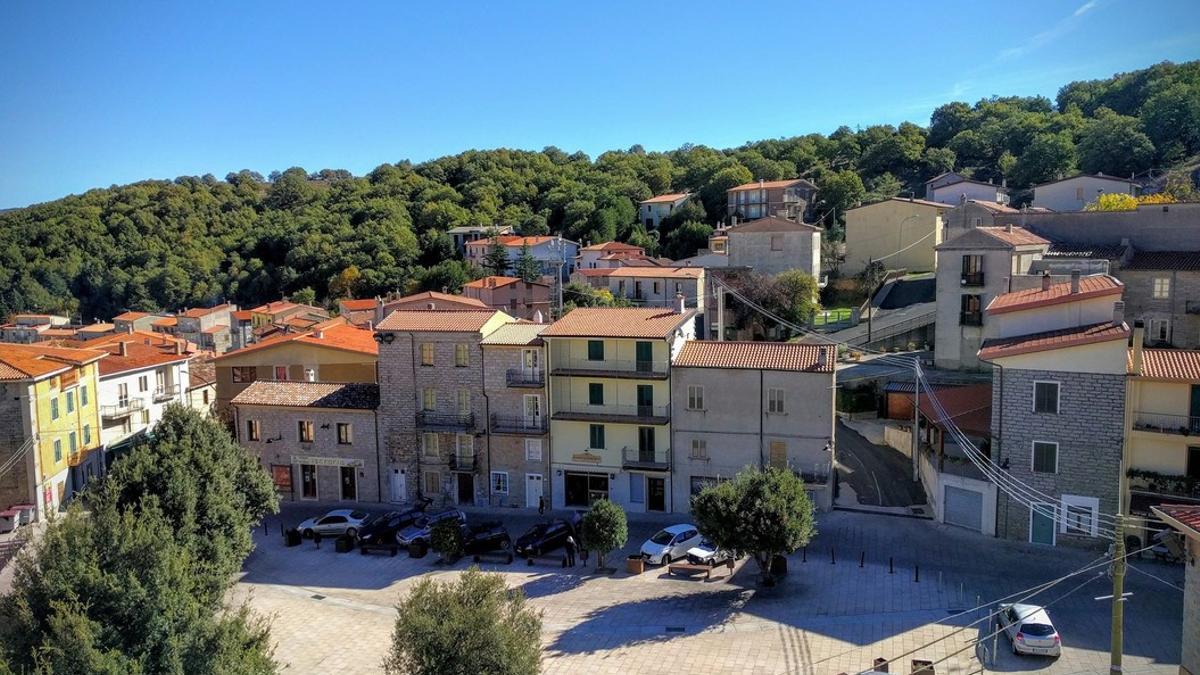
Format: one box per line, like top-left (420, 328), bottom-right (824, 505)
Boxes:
top-left (1073, 0), bottom-right (1097, 17)
top-left (997, 0), bottom-right (1102, 61)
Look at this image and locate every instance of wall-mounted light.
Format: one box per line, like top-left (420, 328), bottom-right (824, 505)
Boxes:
top-left (320, 423), bottom-right (331, 429)
top-left (381, 333), bottom-right (396, 344)
top-left (555, 469), bottom-right (562, 477)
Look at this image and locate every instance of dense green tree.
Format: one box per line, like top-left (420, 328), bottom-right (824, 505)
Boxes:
top-left (483, 234), bottom-right (511, 276)
top-left (1139, 82), bottom-right (1200, 161)
top-left (290, 287), bottom-right (317, 307)
top-left (415, 260), bottom-right (481, 294)
top-left (662, 220), bottom-right (713, 260)
top-left (513, 243), bottom-right (541, 282)
top-left (774, 270), bottom-right (822, 325)
top-left (690, 467), bottom-right (816, 584)
top-left (1076, 108), bottom-right (1156, 177)
top-left (816, 170), bottom-right (866, 224)
top-left (579, 499), bottom-right (627, 570)
top-left (1010, 133), bottom-right (1076, 188)
top-left (383, 567), bottom-right (541, 675)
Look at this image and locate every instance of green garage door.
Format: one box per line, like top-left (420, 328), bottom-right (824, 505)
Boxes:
top-left (944, 485), bottom-right (983, 532)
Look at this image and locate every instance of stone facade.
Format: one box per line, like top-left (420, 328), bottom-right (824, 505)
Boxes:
top-left (991, 367), bottom-right (1125, 547)
top-left (482, 343), bottom-right (549, 510)
top-left (1184, 536), bottom-right (1199, 675)
top-left (0, 382), bottom-right (34, 511)
top-left (234, 404), bottom-right (380, 503)
top-left (1117, 268), bottom-right (1200, 349)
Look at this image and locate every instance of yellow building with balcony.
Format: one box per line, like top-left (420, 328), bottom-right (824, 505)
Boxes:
top-left (541, 307), bottom-right (696, 513)
top-left (0, 343), bottom-right (106, 520)
top-left (1123, 337), bottom-right (1200, 546)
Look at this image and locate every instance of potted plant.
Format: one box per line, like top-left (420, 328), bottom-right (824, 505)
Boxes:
top-left (626, 554), bottom-right (645, 575)
top-left (431, 518), bottom-right (464, 565)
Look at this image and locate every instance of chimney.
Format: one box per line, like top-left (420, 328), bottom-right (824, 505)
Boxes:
top-left (959, 193), bottom-right (967, 205)
top-left (817, 346), bottom-right (828, 369)
top-left (365, 320), bottom-right (373, 331)
top-left (173, 341), bottom-right (182, 355)
top-left (759, 178), bottom-right (764, 187)
top-left (1041, 270), bottom-right (1052, 291)
top-left (1070, 269), bottom-right (1081, 294)
top-left (305, 368), bottom-right (316, 382)
top-left (1113, 300), bottom-right (1125, 325)
top-left (674, 293), bottom-right (686, 314)
top-left (1005, 223), bottom-right (1013, 233)
top-left (118, 341), bottom-right (127, 357)
top-left (1131, 320), bottom-right (1145, 374)
top-left (312, 328), bottom-right (323, 340)
top-left (533, 309), bottom-right (544, 324)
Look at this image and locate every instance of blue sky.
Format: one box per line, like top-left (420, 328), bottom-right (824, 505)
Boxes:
top-left (1, 1), bottom-right (1198, 207)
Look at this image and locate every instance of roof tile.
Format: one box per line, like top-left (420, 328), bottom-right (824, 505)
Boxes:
top-left (1152, 505), bottom-right (1200, 539)
top-left (1131, 348), bottom-right (1200, 380)
top-left (986, 275), bottom-right (1122, 315)
top-left (376, 309), bottom-right (505, 333)
top-left (727, 178), bottom-right (817, 191)
top-left (231, 381), bottom-right (379, 410)
top-left (673, 341), bottom-right (834, 372)
top-left (1123, 251), bottom-right (1200, 272)
top-left (978, 322), bottom-right (1129, 360)
top-left (541, 307), bottom-right (694, 339)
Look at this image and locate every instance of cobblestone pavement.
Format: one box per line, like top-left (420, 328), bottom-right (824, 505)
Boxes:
top-left (232, 504), bottom-right (1184, 675)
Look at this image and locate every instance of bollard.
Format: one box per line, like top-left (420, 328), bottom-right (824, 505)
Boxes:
top-left (831, 547), bottom-right (836, 565)
top-left (914, 565), bottom-right (919, 583)
top-left (802, 546), bottom-right (807, 563)
top-left (889, 557), bottom-right (894, 574)
top-left (280, 522), bottom-right (284, 537)
top-left (859, 551), bottom-right (864, 568)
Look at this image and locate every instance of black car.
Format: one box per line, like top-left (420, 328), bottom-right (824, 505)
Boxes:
top-left (356, 507), bottom-right (425, 546)
top-left (462, 521), bottom-right (512, 556)
top-left (513, 519), bottom-right (575, 559)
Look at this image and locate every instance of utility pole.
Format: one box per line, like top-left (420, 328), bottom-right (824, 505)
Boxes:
top-left (911, 358), bottom-right (920, 481)
top-left (1110, 514), bottom-right (1126, 675)
top-left (866, 256), bottom-right (874, 345)
top-left (716, 284), bottom-right (725, 341)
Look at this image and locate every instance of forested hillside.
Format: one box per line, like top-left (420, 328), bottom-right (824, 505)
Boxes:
top-left (3, 60), bottom-right (1198, 321)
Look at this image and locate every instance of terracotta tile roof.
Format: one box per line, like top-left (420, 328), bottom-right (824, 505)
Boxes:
top-left (464, 276), bottom-right (521, 289)
top-left (1123, 251), bottom-right (1200, 272)
top-left (480, 323), bottom-right (547, 346)
top-left (214, 321), bottom-right (376, 360)
top-left (181, 303), bottom-right (231, 319)
top-left (1131, 348), bottom-right (1200, 380)
top-left (231, 381), bottom-right (379, 410)
top-left (581, 241), bottom-right (645, 252)
top-left (976, 226), bottom-right (1049, 247)
top-left (282, 316), bottom-right (323, 330)
top-left (978, 322), bottom-right (1129, 361)
top-left (639, 193), bottom-right (690, 205)
top-left (673, 341), bottom-right (834, 372)
top-left (383, 291), bottom-right (489, 310)
top-left (465, 235), bottom-right (560, 249)
top-left (847, 197), bottom-right (948, 211)
top-left (541, 307), bottom-right (695, 339)
top-left (916, 383), bottom-right (992, 437)
top-left (1152, 505), bottom-right (1200, 540)
top-left (113, 311), bottom-right (151, 321)
top-left (1032, 173), bottom-right (1138, 189)
top-left (727, 178), bottom-right (817, 191)
top-left (188, 358), bottom-right (215, 387)
top-left (0, 343), bottom-right (107, 381)
top-left (338, 298), bottom-right (379, 311)
top-left (986, 275), bottom-right (1122, 315)
top-left (96, 340), bottom-right (190, 376)
top-left (251, 300), bottom-right (298, 314)
top-left (152, 317), bottom-right (177, 327)
top-left (231, 310), bottom-right (254, 321)
top-left (578, 266), bottom-right (703, 279)
top-left (80, 330), bottom-right (181, 349)
top-left (1045, 242), bottom-right (1128, 259)
top-left (726, 216), bottom-right (822, 233)
top-left (78, 323), bottom-right (115, 333)
top-left (376, 309), bottom-right (505, 333)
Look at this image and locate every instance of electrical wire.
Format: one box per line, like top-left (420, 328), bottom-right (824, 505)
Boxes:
top-left (1126, 563), bottom-right (1184, 592)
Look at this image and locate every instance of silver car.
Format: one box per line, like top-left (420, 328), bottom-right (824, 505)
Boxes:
top-left (297, 509), bottom-right (371, 539)
top-left (998, 603), bottom-right (1061, 657)
top-left (639, 524), bottom-right (702, 565)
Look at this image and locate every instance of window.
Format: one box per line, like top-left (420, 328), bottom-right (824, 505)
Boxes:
top-left (652, 281), bottom-right (660, 295)
top-left (690, 438), bottom-right (708, 460)
top-left (960, 294), bottom-right (983, 326)
top-left (423, 471), bottom-right (442, 496)
top-left (83, 424), bottom-right (91, 445)
top-left (422, 388), bottom-right (436, 411)
top-left (769, 441), bottom-right (787, 469)
top-left (767, 388), bottom-right (785, 414)
top-left (491, 471), bottom-right (509, 494)
top-left (1149, 318), bottom-right (1171, 344)
top-left (420, 342), bottom-right (435, 366)
top-left (298, 420), bottom-right (314, 442)
top-left (524, 438), bottom-right (542, 461)
top-left (587, 340), bottom-right (604, 361)
top-left (246, 419), bottom-right (260, 441)
top-left (122, 418), bottom-right (132, 434)
top-left (80, 384), bottom-right (88, 407)
top-left (422, 433), bottom-right (439, 458)
top-left (141, 409), bottom-right (150, 425)
top-left (202, 390), bottom-right (210, 405)
top-left (588, 382), bottom-right (604, 406)
top-left (687, 385), bottom-right (704, 410)
top-left (456, 434), bottom-right (473, 458)
top-left (54, 439), bottom-right (62, 462)
top-left (1060, 495), bottom-right (1099, 536)
top-left (66, 391), bottom-right (75, 413)
top-left (231, 366), bottom-right (256, 383)
top-left (629, 474), bottom-right (645, 503)
top-left (589, 424), bottom-right (605, 450)
top-left (118, 382), bottom-right (129, 406)
top-left (337, 422), bottom-right (352, 445)
top-left (455, 343), bottom-right (469, 367)
top-left (1186, 446), bottom-right (1200, 480)
top-left (457, 389), bottom-right (471, 414)
top-left (961, 255), bottom-right (983, 285)
top-left (51, 397), bottom-right (59, 420)
top-left (138, 375), bottom-right (149, 392)
top-left (1032, 441), bottom-right (1058, 474)
top-left (1033, 381), bottom-right (1059, 414)
top-left (770, 235), bottom-right (783, 251)
top-left (274, 366), bottom-right (288, 381)
top-left (69, 431), bottom-right (77, 454)
top-left (1153, 277), bottom-right (1170, 299)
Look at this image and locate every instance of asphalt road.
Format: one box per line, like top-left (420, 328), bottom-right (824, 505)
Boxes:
top-left (836, 419), bottom-right (927, 507)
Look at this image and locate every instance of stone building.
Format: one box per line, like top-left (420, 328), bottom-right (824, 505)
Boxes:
top-left (481, 323), bottom-right (550, 510)
top-left (374, 310), bottom-right (513, 505)
top-left (232, 381), bottom-right (381, 504)
top-left (462, 276), bottom-right (553, 321)
top-left (638, 193), bottom-right (691, 229)
top-left (726, 178), bottom-right (818, 221)
top-left (726, 216), bottom-right (822, 278)
top-left (1149, 504), bottom-right (1200, 675)
top-left (1117, 251), bottom-right (1200, 349)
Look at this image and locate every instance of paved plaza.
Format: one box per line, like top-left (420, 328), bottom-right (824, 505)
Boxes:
top-left (231, 504), bottom-right (1185, 675)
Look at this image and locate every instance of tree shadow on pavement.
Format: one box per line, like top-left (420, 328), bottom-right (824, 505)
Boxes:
top-left (518, 571), bottom-right (586, 600)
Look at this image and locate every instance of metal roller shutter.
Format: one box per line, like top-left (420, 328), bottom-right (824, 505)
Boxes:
top-left (944, 485), bottom-right (983, 532)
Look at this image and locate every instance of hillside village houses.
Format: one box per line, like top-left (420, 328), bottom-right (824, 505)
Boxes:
top-left (725, 216), bottom-right (822, 278)
top-left (577, 241), bottom-right (664, 269)
top-left (842, 197), bottom-right (948, 275)
top-left (924, 171), bottom-right (1010, 206)
top-left (726, 178), bottom-right (818, 221)
top-left (637, 192), bottom-right (691, 229)
top-left (480, 323), bottom-right (551, 509)
top-left (462, 275), bottom-right (552, 320)
top-left (1031, 173), bottom-right (1140, 212)
top-left (464, 234), bottom-right (579, 282)
top-left (575, 266), bottom-right (706, 313)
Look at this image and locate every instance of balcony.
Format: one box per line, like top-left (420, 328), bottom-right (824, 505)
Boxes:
top-left (100, 398), bottom-right (144, 420)
top-left (417, 411), bottom-right (475, 430)
top-left (1131, 411), bottom-right (1200, 436)
top-left (622, 445), bottom-right (670, 471)
top-left (959, 311), bottom-right (983, 327)
top-left (960, 272), bottom-right (985, 287)
top-left (448, 451), bottom-right (481, 473)
top-left (505, 368), bottom-right (544, 387)
top-left (490, 414), bottom-right (548, 435)
top-left (153, 384), bottom-right (180, 403)
top-left (550, 356), bottom-right (669, 380)
top-left (551, 402), bottom-right (670, 425)
top-left (1127, 469), bottom-right (1200, 501)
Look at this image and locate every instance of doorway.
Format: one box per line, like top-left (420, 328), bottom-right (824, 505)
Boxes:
top-left (456, 473), bottom-right (474, 505)
top-left (525, 474), bottom-right (543, 508)
top-left (300, 464), bottom-right (318, 500)
top-left (1030, 503), bottom-right (1056, 545)
top-left (565, 472), bottom-right (608, 507)
top-left (389, 468), bottom-right (406, 503)
top-left (637, 384), bottom-right (653, 416)
top-left (340, 466), bottom-right (357, 501)
top-left (647, 477), bottom-right (666, 512)
top-left (635, 341), bottom-right (653, 372)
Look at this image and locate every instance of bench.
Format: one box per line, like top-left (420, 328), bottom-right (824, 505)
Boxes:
top-left (360, 542), bottom-right (399, 557)
top-left (668, 562), bottom-right (720, 579)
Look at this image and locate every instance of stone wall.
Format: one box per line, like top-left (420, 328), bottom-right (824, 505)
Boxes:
top-left (1020, 204), bottom-right (1200, 251)
top-left (1117, 269), bottom-right (1200, 349)
top-left (482, 343), bottom-right (550, 509)
top-left (0, 383), bottom-right (33, 510)
top-left (1183, 536), bottom-right (1199, 675)
top-left (992, 367), bottom-right (1125, 547)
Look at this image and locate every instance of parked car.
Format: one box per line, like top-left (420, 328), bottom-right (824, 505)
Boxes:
top-left (514, 519), bottom-right (575, 559)
top-left (998, 603), bottom-right (1062, 657)
top-left (396, 508), bottom-right (466, 548)
top-left (685, 538), bottom-right (736, 567)
top-left (462, 521), bottom-right (512, 556)
top-left (297, 509), bottom-right (372, 539)
top-left (640, 524), bottom-right (702, 565)
top-left (356, 507), bottom-right (426, 546)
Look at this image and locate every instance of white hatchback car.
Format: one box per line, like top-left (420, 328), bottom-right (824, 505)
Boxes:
top-left (298, 509), bottom-right (372, 539)
top-left (640, 524), bottom-right (703, 565)
top-left (998, 603), bottom-right (1062, 657)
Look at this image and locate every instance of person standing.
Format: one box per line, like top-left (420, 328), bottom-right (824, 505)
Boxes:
top-left (538, 495), bottom-right (546, 516)
top-left (563, 534), bottom-right (577, 567)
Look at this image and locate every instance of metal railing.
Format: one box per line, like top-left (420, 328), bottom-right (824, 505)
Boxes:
top-left (416, 411), bottom-right (475, 429)
top-left (1132, 411), bottom-right (1200, 435)
top-left (552, 402), bottom-right (670, 421)
top-left (153, 384), bottom-right (180, 402)
top-left (550, 356), bottom-right (669, 377)
top-left (448, 451), bottom-right (480, 472)
top-left (100, 399), bottom-right (144, 419)
top-left (960, 272), bottom-right (985, 287)
top-left (959, 311), bottom-right (983, 327)
top-left (505, 368), bottom-right (544, 387)
top-left (621, 446), bottom-right (670, 470)
top-left (490, 414), bottom-right (547, 434)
